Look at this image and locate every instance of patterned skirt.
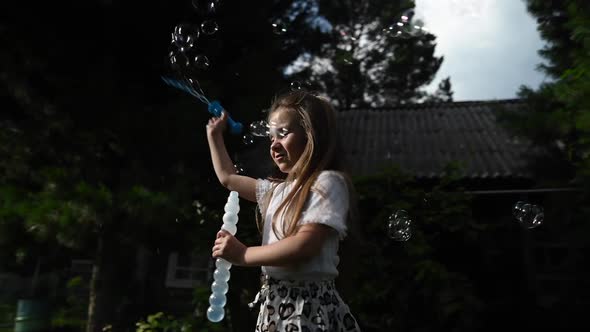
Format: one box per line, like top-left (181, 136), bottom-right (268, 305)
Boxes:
top-left (250, 276), bottom-right (361, 332)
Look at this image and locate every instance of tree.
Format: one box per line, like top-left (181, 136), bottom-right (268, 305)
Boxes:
top-left (0, 1), bottom-right (314, 331)
top-left (424, 77), bottom-right (453, 103)
top-left (1, 1), bottom-right (459, 330)
top-left (0, 2), bottom-right (221, 331)
top-left (507, 0), bottom-right (590, 184)
top-left (281, 0), bottom-right (449, 108)
top-left (499, 1), bottom-right (590, 328)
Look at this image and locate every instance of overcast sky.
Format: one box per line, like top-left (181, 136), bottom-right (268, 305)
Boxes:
top-left (415, 0), bottom-right (547, 101)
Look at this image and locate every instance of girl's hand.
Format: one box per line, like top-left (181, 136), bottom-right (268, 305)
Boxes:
top-left (206, 111), bottom-right (228, 138)
top-left (212, 230), bottom-right (247, 265)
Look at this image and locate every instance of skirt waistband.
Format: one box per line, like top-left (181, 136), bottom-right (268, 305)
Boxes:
top-left (249, 275), bottom-right (336, 309)
top-left (259, 274), bottom-right (336, 286)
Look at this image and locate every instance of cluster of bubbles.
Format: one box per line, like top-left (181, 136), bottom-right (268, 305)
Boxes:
top-left (381, 9), bottom-right (428, 40)
top-left (169, 20), bottom-right (216, 71)
top-left (512, 201), bottom-right (544, 229)
top-left (241, 120), bottom-right (290, 147)
top-left (165, 1), bottom-right (223, 113)
top-left (387, 209), bottom-right (412, 241)
top-left (249, 120), bottom-right (270, 137)
top-left (283, 8), bottom-right (428, 92)
top-left (167, 3), bottom-right (299, 148)
top-left (385, 198), bottom-right (545, 242)
top-left (241, 120), bottom-right (268, 145)
top-left (206, 191), bottom-right (240, 323)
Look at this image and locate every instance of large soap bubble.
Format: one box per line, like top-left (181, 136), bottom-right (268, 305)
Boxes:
top-left (387, 210), bottom-right (412, 241)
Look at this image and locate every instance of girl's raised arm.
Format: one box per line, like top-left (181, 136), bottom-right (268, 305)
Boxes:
top-left (206, 111), bottom-right (257, 202)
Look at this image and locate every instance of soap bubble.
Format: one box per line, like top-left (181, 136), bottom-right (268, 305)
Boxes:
top-left (242, 133), bottom-right (255, 146)
top-left (169, 49), bottom-right (190, 69)
top-left (422, 192), bottom-right (431, 206)
top-left (513, 201), bottom-right (544, 229)
top-left (193, 54), bottom-right (210, 69)
top-left (184, 77), bottom-right (202, 92)
top-left (249, 120), bottom-right (270, 137)
top-left (206, 306), bottom-right (224, 322)
top-left (201, 20), bottom-right (219, 35)
top-left (338, 29), bottom-right (357, 43)
top-left (525, 205), bottom-right (544, 229)
top-left (233, 163), bottom-right (244, 174)
top-left (383, 9), bottom-right (428, 39)
top-left (400, 9), bottom-right (415, 23)
top-left (172, 23), bottom-right (199, 51)
top-left (387, 210), bottom-right (412, 241)
top-left (512, 201), bottom-right (526, 220)
top-left (271, 20), bottom-right (287, 35)
top-left (290, 81), bottom-right (303, 91)
top-left (193, 0), bottom-right (221, 15)
top-left (334, 48), bottom-right (355, 65)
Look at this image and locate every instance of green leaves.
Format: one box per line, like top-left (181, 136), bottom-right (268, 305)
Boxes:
top-left (348, 167), bottom-right (488, 330)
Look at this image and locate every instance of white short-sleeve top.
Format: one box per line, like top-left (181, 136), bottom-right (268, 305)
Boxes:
top-left (255, 170), bottom-right (349, 280)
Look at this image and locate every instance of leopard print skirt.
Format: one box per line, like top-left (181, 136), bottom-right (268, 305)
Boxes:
top-left (251, 276), bottom-right (361, 332)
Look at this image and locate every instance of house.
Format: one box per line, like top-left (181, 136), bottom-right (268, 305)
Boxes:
top-left (335, 98), bottom-right (586, 329)
top-left (337, 99), bottom-right (532, 181)
top-left (41, 99), bottom-right (585, 330)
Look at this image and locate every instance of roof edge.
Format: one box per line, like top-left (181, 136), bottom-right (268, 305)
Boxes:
top-left (338, 98), bottom-right (526, 112)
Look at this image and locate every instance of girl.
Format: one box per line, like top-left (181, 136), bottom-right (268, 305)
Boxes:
top-left (206, 90), bottom-right (361, 331)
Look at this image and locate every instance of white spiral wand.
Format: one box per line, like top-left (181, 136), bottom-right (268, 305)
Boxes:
top-left (207, 191), bottom-right (240, 323)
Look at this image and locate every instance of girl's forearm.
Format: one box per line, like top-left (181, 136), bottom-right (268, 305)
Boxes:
top-left (241, 224), bottom-right (332, 267)
top-left (207, 134), bottom-right (236, 186)
top-left (207, 134), bottom-right (257, 202)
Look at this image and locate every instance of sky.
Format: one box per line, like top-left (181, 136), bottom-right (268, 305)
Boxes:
top-left (415, 0), bottom-right (548, 101)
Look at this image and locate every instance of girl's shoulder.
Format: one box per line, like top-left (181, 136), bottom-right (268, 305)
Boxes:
top-left (256, 178), bottom-right (289, 200)
top-left (317, 169), bottom-right (347, 181)
top-left (314, 170), bottom-right (349, 190)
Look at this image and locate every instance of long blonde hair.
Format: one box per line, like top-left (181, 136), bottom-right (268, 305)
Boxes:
top-left (257, 90), bottom-right (358, 239)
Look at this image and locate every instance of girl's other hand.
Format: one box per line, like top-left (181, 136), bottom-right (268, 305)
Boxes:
top-left (212, 229), bottom-right (247, 265)
top-left (206, 111), bottom-right (228, 138)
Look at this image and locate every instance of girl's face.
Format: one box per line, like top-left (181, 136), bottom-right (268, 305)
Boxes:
top-left (268, 107), bottom-right (307, 174)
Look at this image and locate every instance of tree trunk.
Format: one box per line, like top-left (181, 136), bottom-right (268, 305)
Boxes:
top-left (30, 257), bottom-right (42, 297)
top-left (86, 235), bottom-right (105, 332)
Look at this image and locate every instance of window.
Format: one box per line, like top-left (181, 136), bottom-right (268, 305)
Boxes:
top-left (165, 252), bottom-right (211, 288)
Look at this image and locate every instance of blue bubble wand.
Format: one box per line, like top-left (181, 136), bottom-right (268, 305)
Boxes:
top-left (161, 76), bottom-right (244, 135)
